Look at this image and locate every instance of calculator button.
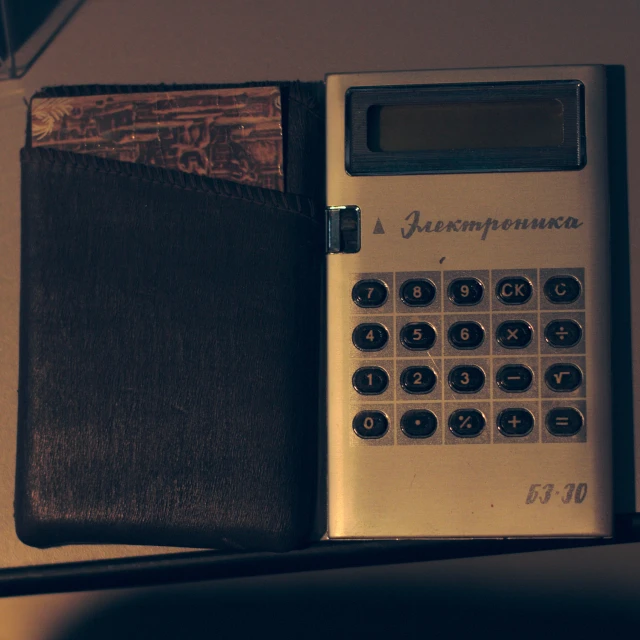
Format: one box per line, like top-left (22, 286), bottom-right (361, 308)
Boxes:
top-left (496, 277), bottom-right (533, 305)
top-left (544, 275), bottom-right (582, 304)
top-left (353, 411), bottom-right (389, 439)
top-left (400, 279), bottom-right (436, 307)
top-left (546, 407), bottom-right (584, 436)
top-left (352, 367), bottom-right (389, 395)
top-left (401, 410), bottom-right (438, 438)
top-left (544, 319), bottom-right (582, 348)
top-left (400, 322), bottom-right (437, 350)
top-left (495, 320), bottom-right (533, 349)
top-left (400, 366), bottom-right (437, 394)
top-left (448, 321), bottom-right (484, 350)
top-left (496, 364), bottom-right (533, 392)
top-left (352, 279), bottom-right (388, 308)
top-left (497, 408), bottom-right (535, 437)
top-left (448, 365), bottom-right (485, 393)
top-left (448, 277), bottom-right (484, 306)
top-left (544, 363), bottom-right (583, 392)
top-left (352, 323), bottom-right (389, 351)
top-left (449, 409), bottom-right (485, 438)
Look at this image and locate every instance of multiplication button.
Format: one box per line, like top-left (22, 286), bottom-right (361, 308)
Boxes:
top-left (495, 320), bottom-right (533, 348)
top-left (545, 319), bottom-right (582, 348)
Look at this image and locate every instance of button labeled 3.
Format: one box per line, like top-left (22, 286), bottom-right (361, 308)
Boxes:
top-left (449, 365), bottom-right (485, 393)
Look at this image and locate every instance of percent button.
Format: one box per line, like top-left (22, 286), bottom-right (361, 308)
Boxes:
top-left (448, 409), bottom-right (485, 438)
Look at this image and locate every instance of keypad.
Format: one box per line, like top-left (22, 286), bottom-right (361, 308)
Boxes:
top-left (349, 268), bottom-right (586, 443)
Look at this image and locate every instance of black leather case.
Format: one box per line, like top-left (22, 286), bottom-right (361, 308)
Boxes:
top-left (15, 81), bottom-right (325, 552)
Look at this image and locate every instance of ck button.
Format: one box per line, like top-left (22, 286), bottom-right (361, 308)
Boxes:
top-left (545, 363), bottom-right (583, 392)
top-left (544, 275), bottom-right (582, 304)
top-left (545, 319), bottom-right (582, 348)
top-left (496, 320), bottom-right (533, 349)
top-left (496, 277), bottom-right (533, 305)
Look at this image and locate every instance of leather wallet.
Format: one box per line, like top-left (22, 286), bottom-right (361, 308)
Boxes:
top-left (15, 81), bottom-right (325, 552)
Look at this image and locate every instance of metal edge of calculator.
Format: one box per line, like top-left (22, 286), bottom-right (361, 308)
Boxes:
top-left (323, 65), bottom-right (612, 540)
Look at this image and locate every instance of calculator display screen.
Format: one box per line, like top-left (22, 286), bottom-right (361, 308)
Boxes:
top-left (367, 99), bottom-right (565, 152)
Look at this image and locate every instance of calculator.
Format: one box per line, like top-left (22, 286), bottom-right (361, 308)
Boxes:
top-left (325, 66), bottom-right (612, 539)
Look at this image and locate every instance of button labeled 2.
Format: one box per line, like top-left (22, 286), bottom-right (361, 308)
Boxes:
top-left (400, 366), bottom-right (437, 394)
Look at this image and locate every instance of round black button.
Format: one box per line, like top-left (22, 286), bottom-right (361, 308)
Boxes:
top-left (544, 275), bottom-right (582, 304)
top-left (545, 319), bottom-right (582, 348)
top-left (352, 367), bottom-right (389, 395)
top-left (544, 363), bottom-right (583, 392)
top-left (496, 277), bottom-right (533, 305)
top-left (400, 279), bottom-right (436, 307)
top-left (496, 364), bottom-right (533, 392)
top-left (448, 321), bottom-right (484, 350)
top-left (449, 409), bottom-right (485, 438)
top-left (448, 278), bottom-right (484, 306)
top-left (496, 320), bottom-right (533, 349)
top-left (400, 366), bottom-right (437, 394)
top-left (352, 279), bottom-right (388, 308)
top-left (401, 410), bottom-right (438, 438)
top-left (448, 365), bottom-right (485, 393)
top-left (497, 408), bottom-right (535, 437)
top-left (353, 411), bottom-right (389, 439)
top-left (400, 322), bottom-right (437, 350)
top-left (546, 407), bottom-right (584, 436)
top-left (352, 323), bottom-right (389, 351)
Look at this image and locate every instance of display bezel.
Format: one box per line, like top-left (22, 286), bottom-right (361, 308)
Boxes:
top-left (345, 81), bottom-right (585, 175)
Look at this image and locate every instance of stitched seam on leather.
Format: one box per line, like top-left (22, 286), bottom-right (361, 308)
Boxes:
top-left (22, 147), bottom-right (319, 221)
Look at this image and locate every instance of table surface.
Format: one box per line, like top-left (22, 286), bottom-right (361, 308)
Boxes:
top-left (0, 0), bottom-right (639, 585)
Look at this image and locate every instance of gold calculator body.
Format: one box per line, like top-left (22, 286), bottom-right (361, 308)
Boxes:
top-left (325, 66), bottom-right (612, 539)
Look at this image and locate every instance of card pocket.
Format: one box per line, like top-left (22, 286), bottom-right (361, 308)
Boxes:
top-left (15, 147), bottom-right (322, 551)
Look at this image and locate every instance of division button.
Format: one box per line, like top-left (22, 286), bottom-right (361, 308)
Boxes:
top-left (352, 323), bottom-right (389, 351)
top-left (495, 320), bottom-right (533, 349)
top-left (448, 365), bottom-right (485, 393)
top-left (400, 366), bottom-right (437, 394)
top-left (544, 275), bottom-right (582, 304)
top-left (401, 410), bottom-right (438, 438)
top-left (352, 367), bottom-right (389, 395)
top-left (449, 409), bottom-right (485, 438)
top-left (400, 279), bottom-right (436, 307)
top-left (544, 363), bottom-right (583, 392)
top-left (496, 277), bottom-right (533, 305)
top-left (448, 277), bottom-right (484, 305)
top-left (545, 319), bottom-right (582, 348)
top-left (448, 321), bottom-right (485, 350)
top-left (400, 322), bottom-right (437, 350)
top-left (352, 279), bottom-right (388, 308)
top-left (353, 411), bottom-right (389, 439)
top-left (497, 408), bottom-right (535, 437)
top-left (546, 407), bottom-right (584, 436)
top-left (496, 364), bottom-right (534, 392)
